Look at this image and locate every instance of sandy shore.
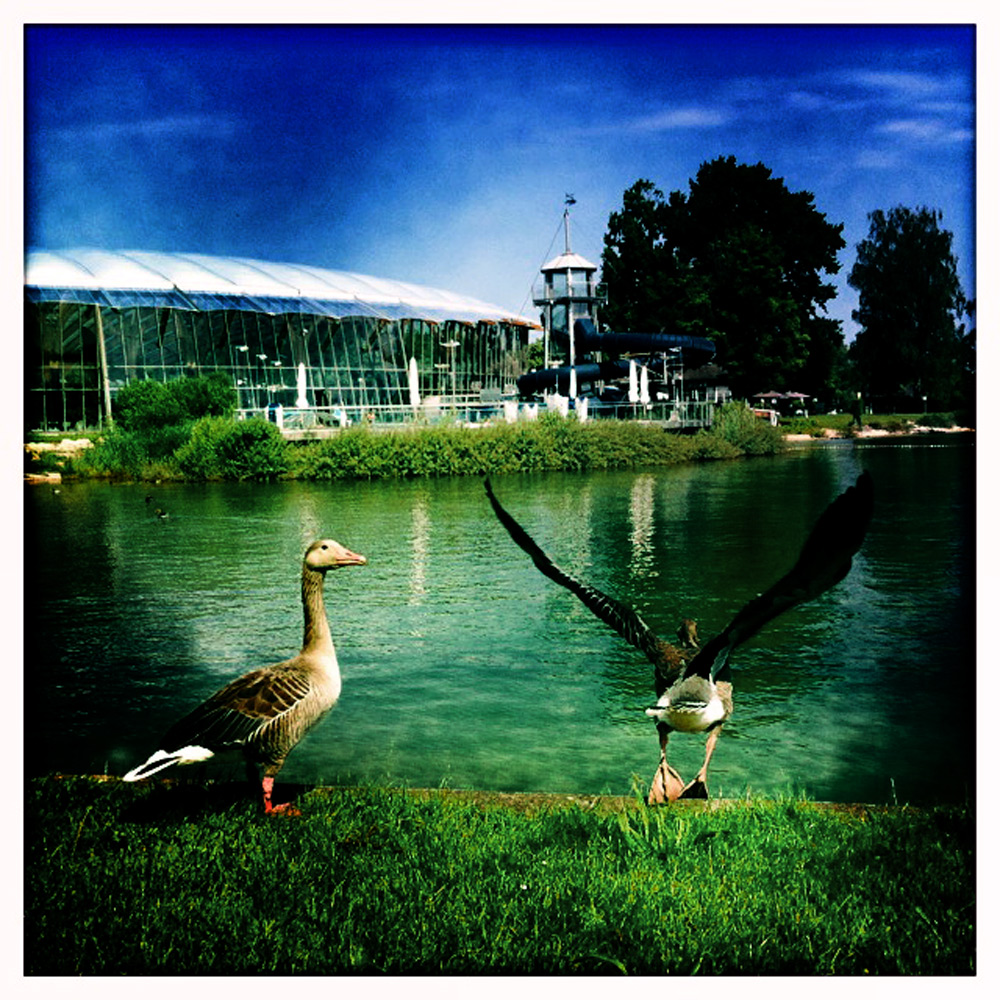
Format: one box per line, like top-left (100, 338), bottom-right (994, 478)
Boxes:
top-left (784, 424), bottom-right (973, 442)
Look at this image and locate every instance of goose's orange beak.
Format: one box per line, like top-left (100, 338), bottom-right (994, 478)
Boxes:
top-left (337, 549), bottom-right (367, 567)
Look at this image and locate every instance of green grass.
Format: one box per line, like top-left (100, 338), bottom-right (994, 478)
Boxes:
top-left (25, 776), bottom-right (974, 975)
top-left (779, 411), bottom-right (970, 436)
top-left (779, 413), bottom-right (857, 436)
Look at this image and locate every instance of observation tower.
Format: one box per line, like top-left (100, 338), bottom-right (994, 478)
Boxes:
top-left (532, 198), bottom-right (607, 377)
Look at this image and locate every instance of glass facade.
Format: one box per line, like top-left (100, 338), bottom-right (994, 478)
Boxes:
top-left (25, 253), bottom-right (534, 432)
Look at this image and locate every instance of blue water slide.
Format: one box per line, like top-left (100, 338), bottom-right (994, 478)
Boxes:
top-left (515, 360), bottom-right (631, 395)
top-left (515, 319), bottom-right (715, 395)
top-left (572, 318), bottom-right (716, 361)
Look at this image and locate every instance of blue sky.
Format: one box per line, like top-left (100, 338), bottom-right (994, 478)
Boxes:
top-left (25, 22), bottom-right (976, 340)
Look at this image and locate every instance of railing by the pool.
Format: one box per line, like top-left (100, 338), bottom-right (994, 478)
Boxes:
top-left (239, 398), bottom-right (715, 435)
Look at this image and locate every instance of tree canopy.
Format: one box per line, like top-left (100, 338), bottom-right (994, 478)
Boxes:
top-left (600, 157), bottom-right (846, 399)
top-left (848, 206), bottom-right (970, 410)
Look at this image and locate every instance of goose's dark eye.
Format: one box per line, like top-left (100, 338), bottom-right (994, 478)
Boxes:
top-left (321, 544), bottom-right (328, 550)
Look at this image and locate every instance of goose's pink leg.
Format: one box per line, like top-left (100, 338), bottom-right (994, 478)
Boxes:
top-left (680, 725), bottom-right (722, 800)
top-left (262, 775), bottom-right (300, 816)
top-left (648, 725), bottom-right (686, 805)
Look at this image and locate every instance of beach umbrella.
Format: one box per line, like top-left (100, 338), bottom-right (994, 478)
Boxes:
top-left (408, 357), bottom-right (420, 408)
top-left (296, 363), bottom-right (309, 407)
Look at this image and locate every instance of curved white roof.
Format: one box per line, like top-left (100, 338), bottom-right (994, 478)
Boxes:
top-left (25, 247), bottom-right (536, 326)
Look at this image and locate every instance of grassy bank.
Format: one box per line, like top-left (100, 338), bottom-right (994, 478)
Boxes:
top-left (778, 410), bottom-right (971, 437)
top-left (26, 776), bottom-right (974, 975)
top-left (30, 404), bottom-right (974, 485)
top-left (47, 402), bottom-right (784, 483)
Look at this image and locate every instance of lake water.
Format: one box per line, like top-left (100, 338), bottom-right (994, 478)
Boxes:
top-left (25, 437), bottom-right (974, 805)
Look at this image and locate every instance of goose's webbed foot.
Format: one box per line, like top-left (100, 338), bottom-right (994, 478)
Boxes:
top-left (679, 778), bottom-right (709, 799)
top-left (261, 775), bottom-right (301, 817)
top-left (648, 757), bottom-right (686, 805)
top-left (264, 799), bottom-right (302, 816)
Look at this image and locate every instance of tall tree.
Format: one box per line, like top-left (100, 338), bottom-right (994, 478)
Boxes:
top-left (848, 206), bottom-right (968, 409)
top-left (601, 180), bottom-right (682, 334)
top-left (601, 157), bottom-right (846, 399)
top-left (956, 298), bottom-right (976, 413)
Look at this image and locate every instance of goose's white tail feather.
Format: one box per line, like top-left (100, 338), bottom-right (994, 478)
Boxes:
top-left (122, 745), bottom-right (215, 781)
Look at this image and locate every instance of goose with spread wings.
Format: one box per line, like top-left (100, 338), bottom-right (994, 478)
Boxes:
top-left (485, 473), bottom-right (874, 803)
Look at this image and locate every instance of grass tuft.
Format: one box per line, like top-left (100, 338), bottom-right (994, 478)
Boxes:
top-left (26, 776), bottom-right (974, 975)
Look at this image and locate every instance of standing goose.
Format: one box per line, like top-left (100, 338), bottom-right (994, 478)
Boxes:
top-left (123, 538), bottom-right (367, 813)
top-left (485, 473), bottom-right (873, 804)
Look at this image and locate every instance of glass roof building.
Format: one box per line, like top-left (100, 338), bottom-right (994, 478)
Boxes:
top-left (25, 248), bottom-right (537, 432)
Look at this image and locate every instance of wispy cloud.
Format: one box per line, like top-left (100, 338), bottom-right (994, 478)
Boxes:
top-left (568, 106), bottom-right (728, 138)
top-left (835, 69), bottom-right (952, 100)
top-left (854, 149), bottom-right (903, 170)
top-left (782, 88), bottom-right (867, 114)
top-left (806, 67), bottom-right (973, 150)
top-left (879, 118), bottom-right (973, 144)
top-left (627, 108), bottom-right (729, 131)
top-left (50, 114), bottom-right (240, 144)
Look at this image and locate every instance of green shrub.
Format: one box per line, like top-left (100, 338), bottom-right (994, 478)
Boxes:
top-left (712, 402), bottom-right (784, 455)
top-left (79, 423), bottom-right (189, 474)
top-left (865, 416), bottom-right (908, 433)
top-left (73, 403), bottom-right (797, 483)
top-left (169, 371), bottom-right (238, 421)
top-left (113, 373), bottom-right (236, 432)
top-left (686, 429), bottom-right (741, 460)
top-left (24, 449), bottom-right (67, 475)
top-left (75, 428), bottom-right (173, 480)
top-left (114, 380), bottom-right (185, 432)
top-left (88, 374), bottom-right (241, 477)
top-left (176, 416), bottom-right (288, 481)
top-left (174, 416), bottom-right (226, 479)
top-left (288, 417), bottom-right (736, 481)
top-left (215, 419), bottom-right (288, 480)
top-left (140, 423), bottom-right (194, 459)
top-left (923, 412), bottom-right (956, 428)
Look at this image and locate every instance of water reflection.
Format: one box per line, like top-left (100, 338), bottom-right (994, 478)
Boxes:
top-left (25, 438), bottom-right (974, 804)
top-left (409, 492), bottom-right (430, 605)
top-left (628, 473), bottom-right (656, 577)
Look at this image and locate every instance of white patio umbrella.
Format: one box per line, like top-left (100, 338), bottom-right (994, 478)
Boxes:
top-left (628, 360), bottom-right (639, 403)
top-left (296, 362), bottom-right (309, 407)
top-left (639, 364), bottom-right (650, 406)
top-left (408, 357), bottom-right (421, 408)
top-left (569, 365), bottom-right (578, 399)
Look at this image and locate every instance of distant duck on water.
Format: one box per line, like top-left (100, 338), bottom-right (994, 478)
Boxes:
top-left (485, 473), bottom-right (874, 804)
top-left (123, 538), bottom-right (367, 813)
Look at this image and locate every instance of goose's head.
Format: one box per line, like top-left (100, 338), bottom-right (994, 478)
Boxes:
top-left (305, 538), bottom-right (367, 572)
top-left (677, 618), bottom-right (699, 649)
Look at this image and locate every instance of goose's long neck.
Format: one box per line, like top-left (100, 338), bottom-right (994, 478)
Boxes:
top-left (301, 564), bottom-right (334, 656)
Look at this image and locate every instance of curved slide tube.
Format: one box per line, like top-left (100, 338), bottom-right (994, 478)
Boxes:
top-left (573, 318), bottom-right (716, 360)
top-left (516, 359), bottom-right (631, 395)
top-left (516, 319), bottom-right (715, 395)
